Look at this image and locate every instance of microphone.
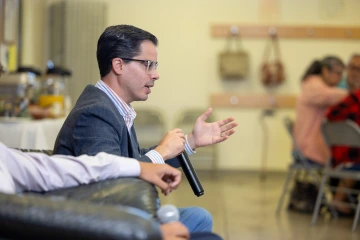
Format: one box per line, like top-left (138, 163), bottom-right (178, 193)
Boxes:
top-left (177, 151), bottom-right (204, 197)
top-left (157, 204), bottom-right (179, 223)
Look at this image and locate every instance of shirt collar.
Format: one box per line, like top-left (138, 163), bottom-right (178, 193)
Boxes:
top-left (95, 80), bottom-right (136, 120)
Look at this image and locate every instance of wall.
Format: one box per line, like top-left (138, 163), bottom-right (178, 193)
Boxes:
top-left (21, 0), bottom-right (360, 171)
top-left (20, 0), bottom-right (67, 71)
top-left (104, 0), bottom-right (360, 171)
top-left (20, 0), bottom-right (47, 71)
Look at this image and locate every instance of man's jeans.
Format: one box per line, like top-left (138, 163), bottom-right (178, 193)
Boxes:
top-left (129, 204), bottom-right (213, 233)
top-left (178, 207), bottom-right (213, 233)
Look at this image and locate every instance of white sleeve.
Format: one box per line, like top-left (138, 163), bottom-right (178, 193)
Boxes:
top-left (0, 143), bottom-right (140, 193)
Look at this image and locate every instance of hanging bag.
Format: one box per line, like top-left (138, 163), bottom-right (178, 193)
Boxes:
top-left (218, 33), bottom-right (249, 80)
top-left (261, 34), bottom-right (285, 87)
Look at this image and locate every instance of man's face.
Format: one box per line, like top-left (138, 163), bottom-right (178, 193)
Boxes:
top-left (120, 40), bottom-right (159, 104)
top-left (346, 56), bottom-right (360, 92)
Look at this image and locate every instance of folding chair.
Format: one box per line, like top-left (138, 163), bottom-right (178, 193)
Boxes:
top-left (174, 109), bottom-right (217, 171)
top-left (133, 108), bottom-right (166, 149)
top-left (276, 116), bottom-right (324, 214)
top-left (312, 120), bottom-right (360, 231)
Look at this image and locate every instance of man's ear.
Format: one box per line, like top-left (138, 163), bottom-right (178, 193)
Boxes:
top-left (112, 58), bottom-right (123, 75)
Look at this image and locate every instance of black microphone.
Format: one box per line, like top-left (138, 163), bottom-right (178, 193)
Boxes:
top-left (177, 151), bottom-right (204, 197)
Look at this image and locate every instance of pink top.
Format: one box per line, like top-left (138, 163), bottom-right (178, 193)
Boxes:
top-left (294, 76), bottom-right (347, 165)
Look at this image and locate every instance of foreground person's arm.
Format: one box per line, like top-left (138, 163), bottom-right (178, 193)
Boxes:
top-left (0, 143), bottom-right (181, 194)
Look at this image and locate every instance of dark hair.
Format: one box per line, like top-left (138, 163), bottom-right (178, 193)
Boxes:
top-left (96, 25), bottom-right (158, 77)
top-left (301, 56), bottom-right (345, 81)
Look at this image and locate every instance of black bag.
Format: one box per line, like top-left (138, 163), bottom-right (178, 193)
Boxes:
top-left (288, 180), bottom-right (318, 213)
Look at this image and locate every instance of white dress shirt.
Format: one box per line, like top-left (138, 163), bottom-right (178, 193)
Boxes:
top-left (0, 142), bottom-right (140, 195)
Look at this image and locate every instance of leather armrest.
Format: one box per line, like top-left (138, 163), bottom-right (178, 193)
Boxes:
top-left (0, 193), bottom-right (162, 240)
top-left (16, 149), bottom-right (160, 217)
top-left (15, 148), bottom-right (53, 155)
top-left (43, 177), bottom-right (160, 217)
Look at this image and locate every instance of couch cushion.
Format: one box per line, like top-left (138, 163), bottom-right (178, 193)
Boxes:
top-left (0, 192), bottom-right (161, 240)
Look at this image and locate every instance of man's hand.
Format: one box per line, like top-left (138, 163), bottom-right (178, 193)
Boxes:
top-left (139, 162), bottom-right (182, 196)
top-left (155, 128), bottom-right (185, 160)
top-left (160, 222), bottom-right (190, 240)
top-left (187, 108), bottom-right (238, 149)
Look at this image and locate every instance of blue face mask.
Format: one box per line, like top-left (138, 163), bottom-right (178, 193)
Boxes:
top-left (337, 77), bottom-right (348, 90)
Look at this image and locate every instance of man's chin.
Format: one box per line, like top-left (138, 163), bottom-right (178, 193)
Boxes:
top-left (137, 95), bottom-right (149, 101)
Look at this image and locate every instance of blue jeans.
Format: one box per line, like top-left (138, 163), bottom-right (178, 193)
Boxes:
top-left (191, 232), bottom-right (223, 240)
top-left (117, 205), bottom-right (217, 237)
top-left (178, 207), bottom-right (213, 233)
top-left (125, 205), bottom-right (213, 233)
top-left (340, 163), bottom-right (360, 171)
top-left (292, 151), bottom-right (323, 167)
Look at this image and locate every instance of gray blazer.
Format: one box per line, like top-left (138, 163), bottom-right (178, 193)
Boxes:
top-left (53, 85), bottom-right (180, 168)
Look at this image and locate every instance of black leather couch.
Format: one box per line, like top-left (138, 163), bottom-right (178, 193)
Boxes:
top-left (0, 192), bottom-right (162, 239)
top-left (44, 177), bottom-right (160, 217)
top-left (0, 149), bottom-right (162, 239)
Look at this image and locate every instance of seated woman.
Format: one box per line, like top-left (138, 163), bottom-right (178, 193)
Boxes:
top-left (294, 56), bottom-right (347, 166)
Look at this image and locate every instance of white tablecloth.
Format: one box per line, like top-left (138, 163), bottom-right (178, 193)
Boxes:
top-left (0, 118), bottom-right (66, 149)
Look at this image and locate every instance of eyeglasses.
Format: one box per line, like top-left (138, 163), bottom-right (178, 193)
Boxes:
top-left (121, 58), bottom-right (158, 74)
top-left (330, 69), bottom-right (343, 77)
top-left (348, 64), bottom-right (360, 73)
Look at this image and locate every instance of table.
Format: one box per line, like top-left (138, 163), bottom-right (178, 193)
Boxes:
top-left (0, 117), bottom-right (66, 149)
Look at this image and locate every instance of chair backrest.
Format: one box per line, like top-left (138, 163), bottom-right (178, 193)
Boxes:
top-left (283, 117), bottom-right (294, 136)
top-left (134, 109), bottom-right (166, 148)
top-left (283, 116), bottom-right (307, 162)
top-left (175, 109), bottom-right (216, 170)
top-left (175, 109), bottom-right (215, 134)
top-left (175, 109), bottom-right (215, 127)
top-left (322, 120), bottom-right (360, 148)
top-left (134, 109), bottom-right (164, 126)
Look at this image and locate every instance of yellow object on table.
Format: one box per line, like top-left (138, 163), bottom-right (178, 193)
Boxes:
top-left (38, 95), bottom-right (64, 117)
top-left (8, 44), bottom-right (18, 72)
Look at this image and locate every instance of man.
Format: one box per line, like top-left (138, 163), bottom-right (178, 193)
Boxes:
top-left (54, 25), bottom-right (238, 232)
top-left (0, 142), bottom-right (222, 240)
top-left (326, 53), bottom-right (360, 215)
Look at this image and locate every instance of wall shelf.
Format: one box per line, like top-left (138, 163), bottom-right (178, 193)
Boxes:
top-left (210, 93), bottom-right (297, 109)
top-left (211, 24), bottom-right (360, 39)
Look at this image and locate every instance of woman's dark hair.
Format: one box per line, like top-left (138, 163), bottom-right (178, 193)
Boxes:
top-left (97, 25), bottom-right (158, 77)
top-left (301, 56), bottom-right (345, 81)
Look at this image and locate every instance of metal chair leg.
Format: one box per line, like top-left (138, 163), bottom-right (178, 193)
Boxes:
top-left (294, 169), bottom-right (301, 182)
top-left (276, 168), bottom-right (294, 215)
top-left (352, 202), bottom-right (360, 231)
top-left (312, 173), bottom-right (328, 225)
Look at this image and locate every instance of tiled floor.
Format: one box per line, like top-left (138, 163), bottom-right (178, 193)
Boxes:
top-left (159, 171), bottom-right (360, 240)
